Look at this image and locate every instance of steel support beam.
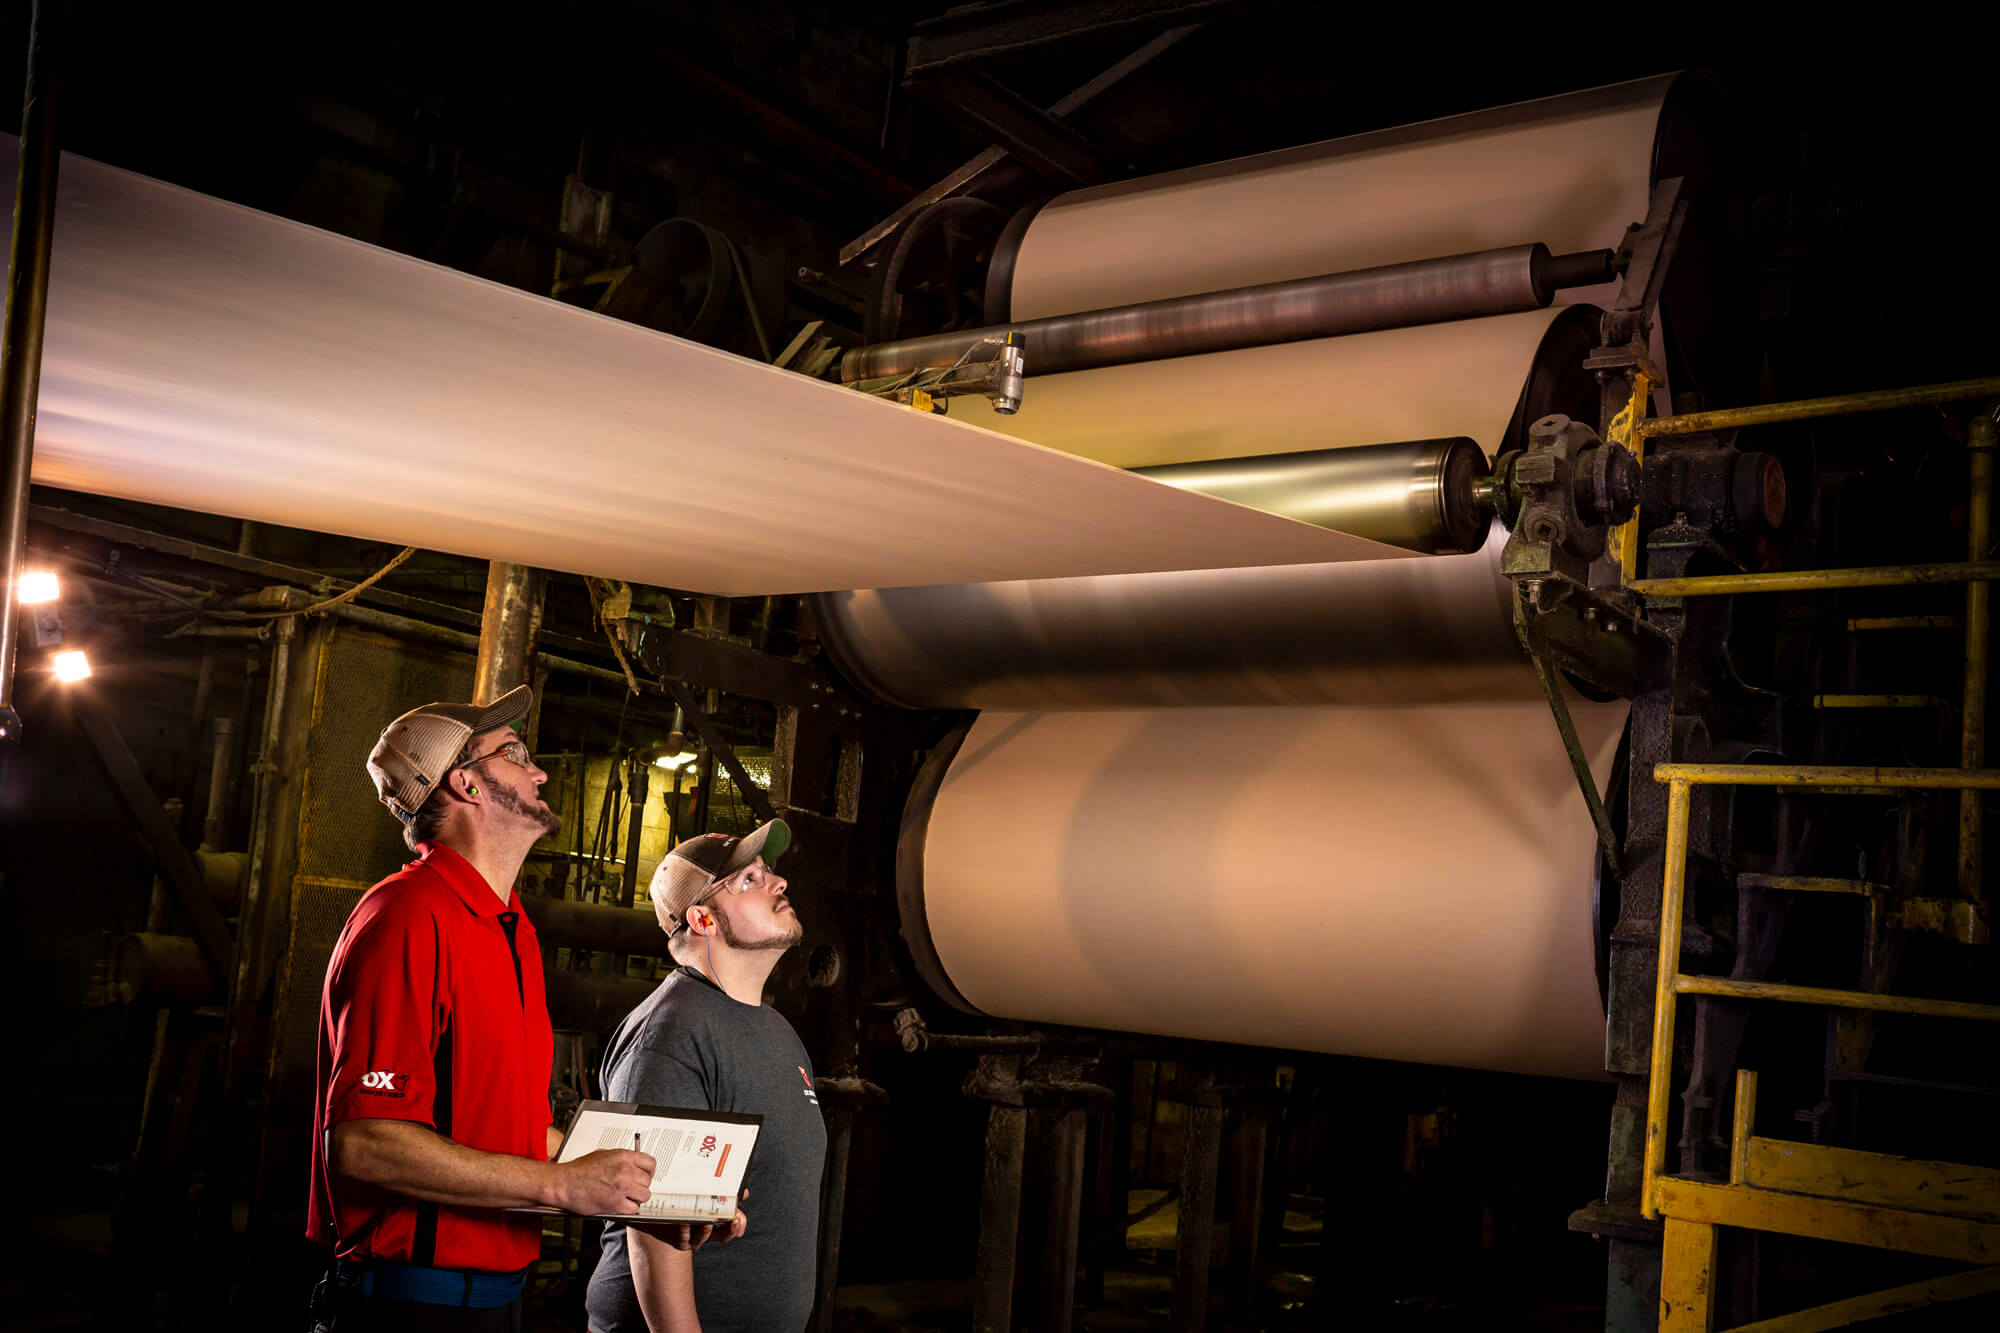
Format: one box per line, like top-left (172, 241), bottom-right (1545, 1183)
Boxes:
top-left (909, 69), bottom-right (1125, 188)
top-left (0, 0), bottom-right (63, 735)
top-left (906, 0), bottom-right (1275, 75)
top-left (840, 27), bottom-right (1197, 267)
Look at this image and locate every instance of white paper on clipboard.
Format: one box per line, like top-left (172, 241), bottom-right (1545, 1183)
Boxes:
top-left (517, 1099), bottom-right (760, 1224)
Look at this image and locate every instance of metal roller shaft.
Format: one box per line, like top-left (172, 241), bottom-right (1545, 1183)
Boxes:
top-left (840, 243), bottom-right (1612, 384)
top-left (1135, 437), bottom-right (1489, 555)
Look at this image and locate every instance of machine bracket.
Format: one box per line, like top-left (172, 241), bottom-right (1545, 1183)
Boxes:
top-left (1514, 588), bottom-right (1625, 882)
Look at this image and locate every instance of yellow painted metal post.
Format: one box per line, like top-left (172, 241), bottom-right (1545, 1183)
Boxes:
top-left (1962, 409), bottom-right (1994, 901)
top-left (1610, 370), bottom-right (1654, 585)
top-left (1730, 1071), bottom-right (1758, 1185)
top-left (1659, 1218), bottom-right (1719, 1331)
top-left (1645, 777), bottom-right (1693, 1220)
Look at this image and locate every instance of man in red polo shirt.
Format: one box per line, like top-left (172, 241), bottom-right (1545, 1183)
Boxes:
top-left (309, 684), bottom-right (713, 1328)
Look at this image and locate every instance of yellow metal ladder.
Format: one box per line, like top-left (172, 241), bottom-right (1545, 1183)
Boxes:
top-left (1623, 383), bottom-right (2000, 1329)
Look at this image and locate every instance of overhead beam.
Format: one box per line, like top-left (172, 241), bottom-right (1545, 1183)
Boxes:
top-left (841, 25), bottom-right (1198, 267)
top-left (909, 69), bottom-right (1126, 188)
top-left (905, 0), bottom-right (1276, 76)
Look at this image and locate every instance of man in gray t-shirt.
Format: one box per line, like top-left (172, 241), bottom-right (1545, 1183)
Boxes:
top-left (587, 821), bottom-right (827, 1333)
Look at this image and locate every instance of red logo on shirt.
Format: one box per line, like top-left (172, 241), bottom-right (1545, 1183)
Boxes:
top-left (358, 1070), bottom-right (410, 1097)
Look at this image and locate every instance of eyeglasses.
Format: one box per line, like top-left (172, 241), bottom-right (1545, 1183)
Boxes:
top-left (692, 859), bottom-right (782, 912)
top-left (463, 738), bottom-right (533, 770)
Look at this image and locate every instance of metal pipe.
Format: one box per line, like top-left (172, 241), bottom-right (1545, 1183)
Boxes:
top-left (200, 717), bottom-right (236, 851)
top-left (114, 932), bottom-right (218, 1005)
top-left (1134, 437), bottom-right (1489, 554)
top-left (542, 965), bottom-right (656, 1031)
top-left (1641, 778), bottom-right (1691, 1220)
top-left (518, 892), bottom-right (667, 956)
top-left (810, 1104), bottom-right (855, 1333)
top-left (1674, 975), bottom-right (2000, 1024)
top-left (972, 1102), bottom-right (1028, 1333)
top-left (840, 244), bottom-right (1610, 383)
top-left (237, 586), bottom-right (632, 690)
top-left (1633, 561), bottom-right (2000, 598)
top-left (1035, 1108), bottom-right (1087, 1333)
top-left (0, 0), bottom-right (63, 726)
top-left (1961, 411), bottom-right (1994, 901)
top-left (1654, 763), bottom-right (2000, 790)
top-left (1172, 1101), bottom-right (1225, 1331)
top-left (473, 561), bottom-right (546, 703)
top-left (618, 759), bottom-right (650, 911)
top-left (1634, 376), bottom-right (2000, 438)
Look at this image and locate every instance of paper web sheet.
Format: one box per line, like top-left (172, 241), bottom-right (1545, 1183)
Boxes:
top-left (7, 138), bottom-right (1403, 596)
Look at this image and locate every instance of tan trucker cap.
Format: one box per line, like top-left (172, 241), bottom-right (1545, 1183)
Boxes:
top-left (649, 819), bottom-right (792, 933)
top-left (366, 684), bottom-right (533, 825)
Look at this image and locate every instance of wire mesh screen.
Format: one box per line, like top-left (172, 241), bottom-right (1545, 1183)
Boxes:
top-left (270, 879), bottom-right (365, 1112)
top-left (270, 628), bottom-right (475, 1108)
top-left (298, 628), bottom-right (476, 884)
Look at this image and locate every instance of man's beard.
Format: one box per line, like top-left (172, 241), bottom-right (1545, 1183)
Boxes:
top-left (716, 900), bottom-right (803, 953)
top-left (489, 782), bottom-right (562, 838)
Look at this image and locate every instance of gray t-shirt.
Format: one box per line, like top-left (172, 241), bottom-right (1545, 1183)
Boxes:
top-left (585, 968), bottom-right (827, 1333)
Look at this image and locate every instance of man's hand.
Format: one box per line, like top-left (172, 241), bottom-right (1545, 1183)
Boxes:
top-left (549, 1148), bottom-right (655, 1214)
top-left (630, 1188), bottom-right (749, 1252)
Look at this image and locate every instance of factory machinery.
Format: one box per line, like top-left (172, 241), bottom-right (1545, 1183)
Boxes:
top-left (8, 50), bottom-right (1997, 1332)
top-left (807, 72), bottom-right (2000, 1329)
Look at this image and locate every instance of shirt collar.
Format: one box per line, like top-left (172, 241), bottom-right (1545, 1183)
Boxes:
top-left (414, 841), bottom-right (517, 918)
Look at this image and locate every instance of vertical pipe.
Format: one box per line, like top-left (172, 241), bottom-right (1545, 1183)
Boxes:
top-left (0, 0), bottom-right (63, 724)
top-left (618, 759), bottom-right (649, 910)
top-left (1728, 1070), bottom-right (1757, 1186)
top-left (1034, 1107), bottom-right (1086, 1333)
top-left (1642, 779), bottom-right (1692, 1220)
top-left (473, 560), bottom-right (546, 704)
top-left (692, 748), bottom-right (715, 834)
top-left (811, 1104), bottom-right (855, 1333)
top-left (1225, 1108), bottom-right (1269, 1332)
top-left (200, 716), bottom-right (236, 851)
top-left (973, 1103), bottom-right (1027, 1333)
top-left (1173, 1102), bottom-right (1225, 1332)
top-left (1960, 411), bottom-right (1994, 900)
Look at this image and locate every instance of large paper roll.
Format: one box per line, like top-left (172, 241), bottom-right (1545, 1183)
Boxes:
top-left (9, 139), bottom-right (1404, 597)
top-left (999, 70), bottom-right (1735, 404)
top-left (1007, 73), bottom-right (1676, 318)
top-left (818, 307), bottom-right (1597, 710)
top-left (913, 704), bottom-right (1625, 1080)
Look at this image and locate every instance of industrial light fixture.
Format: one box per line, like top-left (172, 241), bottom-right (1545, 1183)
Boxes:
top-left (653, 749), bottom-right (699, 771)
top-left (18, 569), bottom-right (59, 604)
top-left (52, 649), bottom-right (93, 683)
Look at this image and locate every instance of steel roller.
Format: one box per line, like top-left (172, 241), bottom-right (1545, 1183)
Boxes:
top-left (1134, 436), bottom-right (1491, 555)
top-left (840, 243), bottom-right (1612, 384)
top-left (815, 305), bottom-right (1599, 711)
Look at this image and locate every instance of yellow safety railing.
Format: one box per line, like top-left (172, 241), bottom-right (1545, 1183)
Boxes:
top-left (1617, 374), bottom-right (2000, 590)
top-left (1642, 763), bottom-right (2000, 1220)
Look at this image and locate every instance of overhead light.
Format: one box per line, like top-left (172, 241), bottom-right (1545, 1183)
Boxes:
top-left (18, 569), bottom-right (59, 604)
top-left (653, 749), bottom-right (699, 771)
top-left (53, 649), bottom-right (93, 683)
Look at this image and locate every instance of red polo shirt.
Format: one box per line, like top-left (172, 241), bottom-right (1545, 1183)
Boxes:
top-left (308, 842), bottom-right (553, 1272)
